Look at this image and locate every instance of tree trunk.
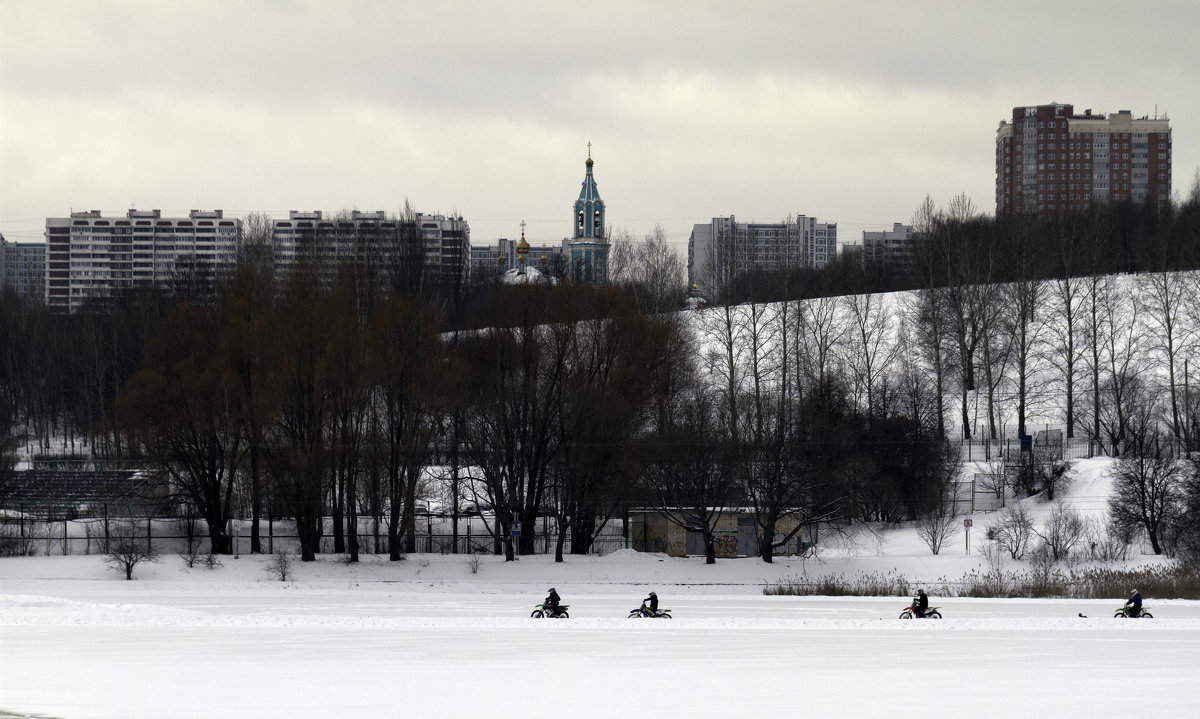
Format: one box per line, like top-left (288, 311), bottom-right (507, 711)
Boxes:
top-left (759, 533), bottom-right (774, 563)
top-left (207, 521), bottom-right (231, 555)
top-left (249, 448), bottom-right (263, 554)
top-left (347, 476), bottom-right (359, 563)
top-left (387, 491), bottom-right (402, 561)
top-left (554, 522), bottom-right (567, 563)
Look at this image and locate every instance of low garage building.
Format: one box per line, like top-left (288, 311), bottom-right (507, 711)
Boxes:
top-left (629, 509), bottom-right (809, 558)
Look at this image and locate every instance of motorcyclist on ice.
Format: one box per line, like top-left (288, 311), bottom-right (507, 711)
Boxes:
top-left (913, 589), bottom-right (930, 618)
top-left (545, 587), bottom-right (564, 617)
top-left (642, 591), bottom-right (660, 617)
top-left (1125, 589), bottom-right (1143, 618)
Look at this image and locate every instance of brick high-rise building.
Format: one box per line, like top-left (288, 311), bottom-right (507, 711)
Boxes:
top-left (996, 103), bottom-right (1171, 215)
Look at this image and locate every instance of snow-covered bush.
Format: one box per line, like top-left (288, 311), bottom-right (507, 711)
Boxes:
top-left (990, 504), bottom-right (1035, 559)
top-left (1034, 502), bottom-right (1085, 562)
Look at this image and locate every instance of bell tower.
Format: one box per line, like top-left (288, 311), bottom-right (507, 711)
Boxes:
top-left (574, 142), bottom-right (604, 241)
top-left (569, 143), bottom-right (609, 282)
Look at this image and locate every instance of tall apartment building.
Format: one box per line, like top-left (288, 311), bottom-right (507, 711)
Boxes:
top-left (271, 210), bottom-right (470, 295)
top-left (687, 214), bottom-right (836, 295)
top-left (860, 223), bottom-right (916, 267)
top-left (0, 234), bottom-right (46, 302)
top-left (418, 212), bottom-right (470, 293)
top-left (44, 209), bottom-right (239, 311)
top-left (996, 103), bottom-right (1172, 214)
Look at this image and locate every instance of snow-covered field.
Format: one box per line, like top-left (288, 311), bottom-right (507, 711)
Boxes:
top-left (3, 555), bottom-right (1199, 717)
top-left (4, 457), bottom-right (1200, 718)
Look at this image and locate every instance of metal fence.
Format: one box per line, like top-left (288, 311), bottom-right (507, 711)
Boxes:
top-left (955, 435), bottom-right (1101, 463)
top-left (0, 514), bottom-right (629, 558)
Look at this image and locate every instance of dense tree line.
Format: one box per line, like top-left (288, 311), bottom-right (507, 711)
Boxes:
top-left (5, 189), bottom-right (1200, 564)
top-left (724, 193), bottom-right (1200, 305)
top-left (0, 236), bottom-right (957, 565)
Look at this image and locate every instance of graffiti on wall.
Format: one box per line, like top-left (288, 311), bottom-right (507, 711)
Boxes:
top-left (713, 532), bottom-right (738, 558)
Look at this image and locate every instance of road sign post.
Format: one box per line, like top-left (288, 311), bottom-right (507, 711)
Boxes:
top-left (964, 518), bottom-right (973, 555)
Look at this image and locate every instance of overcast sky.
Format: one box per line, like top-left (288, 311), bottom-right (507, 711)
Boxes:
top-left (2, 1), bottom-right (1198, 255)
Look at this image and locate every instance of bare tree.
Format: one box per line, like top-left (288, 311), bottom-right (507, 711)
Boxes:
top-left (989, 503), bottom-right (1034, 559)
top-left (1138, 271), bottom-right (1193, 441)
top-left (217, 264), bottom-right (277, 554)
top-left (1046, 216), bottom-right (1088, 439)
top-left (999, 226), bottom-right (1050, 439)
top-left (455, 285), bottom-right (576, 560)
top-left (263, 268), bottom-right (338, 561)
top-left (1082, 515), bottom-right (1132, 562)
top-left (605, 228), bottom-right (637, 285)
top-left (629, 226), bottom-right (687, 315)
top-left (696, 292), bottom-right (745, 449)
top-left (0, 388), bottom-right (18, 474)
top-left (1007, 445), bottom-right (1071, 500)
top-left (910, 195), bottom-right (949, 438)
top-left (939, 214), bottom-right (998, 439)
top-left (1034, 502), bottom-right (1085, 562)
top-left (550, 288), bottom-right (670, 560)
top-left (1109, 413), bottom-right (1185, 555)
top-left (103, 519), bottom-right (162, 580)
top-left (368, 293), bottom-right (445, 560)
top-left (916, 498), bottom-right (960, 555)
top-left (239, 211), bottom-right (276, 269)
top-left (116, 303), bottom-right (244, 555)
top-left (794, 296), bottom-right (847, 391)
top-left (892, 315), bottom-right (941, 438)
top-left (265, 550), bottom-right (293, 582)
top-left (640, 388), bottom-right (740, 564)
top-left (1080, 274), bottom-right (1143, 454)
top-left (842, 291), bottom-right (898, 422)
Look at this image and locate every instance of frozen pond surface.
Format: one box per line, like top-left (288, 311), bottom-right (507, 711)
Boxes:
top-left (3, 555), bottom-right (1199, 718)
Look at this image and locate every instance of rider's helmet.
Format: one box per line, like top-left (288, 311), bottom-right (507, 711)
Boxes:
top-left (649, 591), bottom-right (657, 598)
top-left (549, 588), bottom-right (556, 593)
top-left (1131, 588), bottom-right (1138, 595)
top-left (918, 589), bottom-right (926, 595)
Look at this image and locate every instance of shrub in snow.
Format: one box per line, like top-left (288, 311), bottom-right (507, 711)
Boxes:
top-left (916, 504), bottom-right (960, 555)
top-left (1082, 515), bottom-right (1132, 562)
top-left (0, 521), bottom-right (41, 557)
top-left (180, 541), bottom-right (222, 569)
top-left (266, 551), bottom-right (293, 582)
top-left (990, 504), bottom-right (1035, 560)
top-left (103, 521), bottom-right (162, 580)
top-left (1034, 502), bottom-right (1085, 562)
